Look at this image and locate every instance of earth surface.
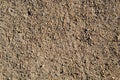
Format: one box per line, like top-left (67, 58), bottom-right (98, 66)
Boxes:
top-left (0, 0), bottom-right (120, 80)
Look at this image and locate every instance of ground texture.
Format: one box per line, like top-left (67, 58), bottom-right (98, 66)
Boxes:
top-left (0, 0), bottom-right (120, 80)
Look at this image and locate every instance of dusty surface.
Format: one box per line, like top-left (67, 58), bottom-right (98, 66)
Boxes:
top-left (0, 0), bottom-right (120, 80)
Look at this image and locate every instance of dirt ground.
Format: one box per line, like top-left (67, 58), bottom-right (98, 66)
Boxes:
top-left (0, 0), bottom-right (120, 80)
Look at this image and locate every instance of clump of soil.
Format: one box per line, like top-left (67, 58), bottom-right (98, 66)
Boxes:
top-left (0, 0), bottom-right (120, 80)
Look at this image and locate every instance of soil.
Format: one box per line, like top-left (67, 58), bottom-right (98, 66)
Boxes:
top-left (0, 0), bottom-right (120, 80)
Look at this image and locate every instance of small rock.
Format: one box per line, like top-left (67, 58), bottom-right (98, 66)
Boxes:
top-left (112, 77), bottom-right (115, 79)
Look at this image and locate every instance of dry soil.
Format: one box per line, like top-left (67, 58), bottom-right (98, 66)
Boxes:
top-left (0, 0), bottom-right (120, 80)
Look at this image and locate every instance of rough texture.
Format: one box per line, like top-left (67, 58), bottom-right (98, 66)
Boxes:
top-left (0, 0), bottom-right (120, 80)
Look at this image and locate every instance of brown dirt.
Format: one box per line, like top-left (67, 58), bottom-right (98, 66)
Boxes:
top-left (0, 0), bottom-right (120, 80)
